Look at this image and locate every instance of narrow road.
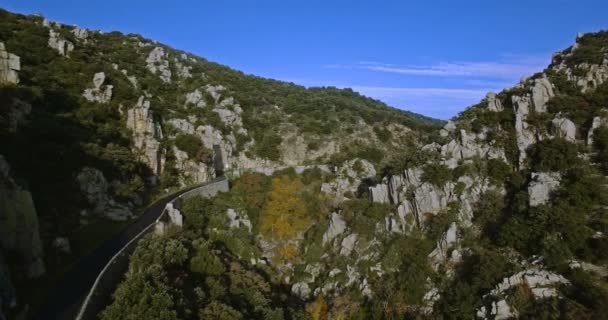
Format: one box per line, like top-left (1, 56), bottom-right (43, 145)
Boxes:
top-left (33, 182), bottom-right (213, 320)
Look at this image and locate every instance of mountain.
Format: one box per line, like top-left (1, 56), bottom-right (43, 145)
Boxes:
top-left (2, 7), bottom-right (608, 320)
top-left (0, 9), bottom-right (440, 319)
top-left (97, 32), bottom-right (608, 319)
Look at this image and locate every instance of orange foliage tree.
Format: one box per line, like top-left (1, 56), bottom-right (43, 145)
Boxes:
top-left (260, 175), bottom-right (310, 241)
top-left (306, 295), bottom-right (328, 320)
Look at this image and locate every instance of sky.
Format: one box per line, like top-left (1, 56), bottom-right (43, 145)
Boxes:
top-left (1, 0), bottom-right (607, 119)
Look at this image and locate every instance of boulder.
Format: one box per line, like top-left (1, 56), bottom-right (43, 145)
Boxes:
top-left (0, 42), bottom-right (20, 84)
top-left (528, 172), bottom-right (561, 207)
top-left (551, 116), bottom-right (576, 141)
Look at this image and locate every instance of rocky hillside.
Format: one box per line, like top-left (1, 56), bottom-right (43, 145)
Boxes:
top-left (99, 31), bottom-right (608, 320)
top-left (0, 9), bottom-right (441, 319)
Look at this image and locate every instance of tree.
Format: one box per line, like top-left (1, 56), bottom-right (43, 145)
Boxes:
top-left (306, 295), bottom-right (328, 320)
top-left (260, 175), bottom-right (310, 241)
top-left (199, 302), bottom-right (243, 320)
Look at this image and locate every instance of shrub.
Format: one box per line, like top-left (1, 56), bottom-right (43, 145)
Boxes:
top-left (421, 163), bottom-right (452, 187)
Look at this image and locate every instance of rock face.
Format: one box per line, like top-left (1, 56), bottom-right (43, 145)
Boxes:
top-left (71, 26), bottom-right (88, 41)
top-left (172, 146), bottom-right (211, 185)
top-left (0, 42), bottom-right (20, 84)
top-left (322, 212), bottom-right (347, 244)
top-left (528, 172), bottom-right (561, 207)
top-left (76, 167), bottom-right (133, 221)
top-left (321, 159), bottom-right (376, 202)
top-left (531, 75), bottom-right (555, 112)
top-left (486, 92), bottom-right (503, 112)
top-left (146, 47), bottom-right (171, 82)
top-left (477, 267), bottom-right (570, 319)
top-left (82, 72), bottom-right (113, 103)
top-left (587, 115), bottom-right (608, 145)
top-left (48, 29), bottom-right (74, 56)
top-left (185, 89), bottom-right (206, 108)
top-left (428, 223), bottom-right (458, 268)
top-left (0, 155), bottom-right (45, 278)
top-left (551, 116), bottom-right (576, 141)
top-left (513, 94), bottom-right (537, 165)
top-left (127, 97), bottom-right (165, 177)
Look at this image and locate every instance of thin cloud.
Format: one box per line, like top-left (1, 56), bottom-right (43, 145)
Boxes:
top-left (327, 55), bottom-right (550, 79)
top-left (351, 86), bottom-right (492, 99)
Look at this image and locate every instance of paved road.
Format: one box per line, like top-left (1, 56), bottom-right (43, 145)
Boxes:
top-left (33, 183), bottom-right (208, 320)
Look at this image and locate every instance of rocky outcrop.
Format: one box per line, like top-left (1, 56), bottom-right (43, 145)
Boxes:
top-left (322, 212), bottom-right (347, 244)
top-left (551, 116), bottom-right (576, 141)
top-left (185, 89), bottom-right (206, 108)
top-left (76, 167), bottom-right (133, 221)
top-left (226, 208), bottom-right (252, 232)
top-left (0, 42), bottom-right (20, 84)
top-left (321, 159), bottom-right (376, 202)
top-left (48, 29), bottom-right (74, 57)
top-left (71, 26), bottom-right (88, 41)
top-left (82, 72), bottom-right (113, 104)
top-left (291, 282), bottom-right (311, 299)
top-left (528, 172), bottom-right (561, 207)
top-left (369, 183), bottom-right (389, 204)
top-left (513, 94), bottom-right (537, 165)
top-left (486, 92), bottom-right (503, 112)
top-left (0, 156), bottom-right (45, 278)
top-left (439, 120), bottom-right (456, 137)
top-left (587, 115), bottom-right (608, 145)
top-left (531, 75), bottom-right (555, 112)
top-left (172, 146), bottom-right (211, 185)
top-left (477, 267), bottom-right (569, 319)
top-left (146, 47), bottom-right (171, 82)
top-left (127, 97), bottom-right (165, 177)
top-left (428, 222), bottom-right (458, 268)
top-left (174, 59), bottom-right (192, 79)
top-left (439, 129), bottom-right (506, 169)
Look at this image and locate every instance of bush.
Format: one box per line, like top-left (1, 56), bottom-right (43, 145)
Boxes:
top-left (421, 163), bottom-right (452, 187)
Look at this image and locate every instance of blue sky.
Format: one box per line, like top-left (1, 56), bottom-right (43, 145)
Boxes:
top-left (1, 0), bottom-right (607, 119)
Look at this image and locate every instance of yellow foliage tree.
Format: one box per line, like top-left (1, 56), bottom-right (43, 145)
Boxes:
top-left (306, 295), bottom-right (328, 320)
top-left (260, 175), bottom-right (310, 241)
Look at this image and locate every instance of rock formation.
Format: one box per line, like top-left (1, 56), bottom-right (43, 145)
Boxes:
top-left (82, 72), bottom-right (113, 103)
top-left (146, 47), bottom-right (171, 82)
top-left (528, 172), bottom-right (561, 207)
top-left (48, 29), bottom-right (74, 57)
top-left (551, 116), bottom-right (576, 141)
top-left (0, 42), bottom-right (20, 84)
top-left (127, 97), bottom-right (166, 177)
top-left (76, 167), bottom-right (133, 221)
top-left (0, 156), bottom-right (45, 278)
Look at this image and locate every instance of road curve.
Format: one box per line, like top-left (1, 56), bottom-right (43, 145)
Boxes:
top-left (34, 180), bottom-right (222, 320)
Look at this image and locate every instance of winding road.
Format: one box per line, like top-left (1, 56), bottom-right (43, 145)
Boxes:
top-left (34, 180), bottom-right (223, 320)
